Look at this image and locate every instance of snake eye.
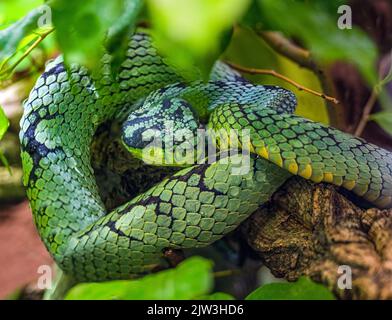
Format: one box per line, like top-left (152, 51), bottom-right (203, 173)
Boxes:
top-left (121, 97), bottom-right (200, 166)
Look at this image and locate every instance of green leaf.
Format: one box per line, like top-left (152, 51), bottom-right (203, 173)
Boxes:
top-left (0, 150), bottom-right (11, 172)
top-left (0, 105), bottom-right (9, 141)
top-left (379, 54), bottom-right (392, 88)
top-left (0, 0), bottom-right (43, 26)
top-left (0, 6), bottom-right (44, 63)
top-left (252, 0), bottom-right (377, 83)
top-left (65, 256), bottom-right (214, 300)
top-left (0, 105), bottom-right (10, 168)
top-left (370, 112), bottom-right (392, 136)
top-left (198, 292), bottom-right (235, 300)
top-left (50, 0), bottom-right (141, 72)
top-left (246, 277), bottom-right (335, 300)
top-left (146, 0), bottom-right (251, 80)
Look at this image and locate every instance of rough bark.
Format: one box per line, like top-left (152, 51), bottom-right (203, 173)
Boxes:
top-left (242, 177), bottom-right (392, 300)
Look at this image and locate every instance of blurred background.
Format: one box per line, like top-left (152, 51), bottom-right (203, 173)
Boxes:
top-left (0, 0), bottom-right (391, 299)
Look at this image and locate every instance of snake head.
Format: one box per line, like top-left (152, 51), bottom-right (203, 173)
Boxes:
top-left (122, 97), bottom-right (201, 167)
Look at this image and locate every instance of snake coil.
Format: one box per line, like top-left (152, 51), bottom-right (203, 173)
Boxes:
top-left (20, 31), bottom-right (392, 281)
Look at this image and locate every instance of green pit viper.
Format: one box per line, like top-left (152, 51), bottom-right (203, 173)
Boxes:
top-left (20, 30), bottom-right (392, 282)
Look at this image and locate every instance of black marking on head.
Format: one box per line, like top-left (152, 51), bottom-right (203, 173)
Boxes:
top-left (122, 119), bottom-right (160, 150)
top-left (122, 97), bottom-right (199, 151)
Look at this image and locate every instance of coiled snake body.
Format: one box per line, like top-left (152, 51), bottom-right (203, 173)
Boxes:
top-left (20, 31), bottom-right (392, 281)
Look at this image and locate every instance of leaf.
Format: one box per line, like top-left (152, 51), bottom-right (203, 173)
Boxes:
top-left (146, 0), bottom-right (251, 80)
top-left (251, 0), bottom-right (377, 83)
top-left (379, 53), bottom-right (392, 87)
top-left (0, 0), bottom-right (43, 26)
top-left (198, 292), bottom-right (235, 300)
top-left (50, 0), bottom-right (141, 72)
top-left (0, 105), bottom-right (10, 168)
top-left (0, 6), bottom-right (44, 63)
top-left (0, 150), bottom-right (11, 172)
top-left (370, 112), bottom-right (392, 136)
top-left (4, 288), bottom-right (22, 300)
top-left (65, 256), bottom-right (214, 300)
top-left (0, 105), bottom-right (9, 141)
top-left (246, 277), bottom-right (335, 300)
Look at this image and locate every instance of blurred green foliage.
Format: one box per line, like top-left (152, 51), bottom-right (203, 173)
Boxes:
top-left (105, 0), bottom-right (144, 73)
top-left (0, 0), bottom-right (382, 83)
top-left (199, 292), bottom-right (235, 300)
top-left (370, 112), bottom-right (392, 136)
top-left (65, 256), bottom-right (213, 300)
top-left (0, 0), bottom-right (42, 26)
top-left (0, 105), bottom-right (8, 141)
top-left (0, 7), bottom-right (44, 64)
top-left (147, 0), bottom-right (250, 79)
top-left (249, 0), bottom-right (378, 83)
top-left (0, 5), bottom-right (54, 80)
top-left (374, 60), bottom-right (392, 134)
top-left (51, 0), bottom-right (143, 72)
top-left (0, 104), bottom-right (9, 166)
top-left (246, 276), bottom-right (335, 300)
top-left (64, 256), bottom-right (335, 300)
top-left (1, 0), bottom-right (388, 126)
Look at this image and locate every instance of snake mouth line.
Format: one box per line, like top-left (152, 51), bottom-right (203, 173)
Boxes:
top-left (122, 126), bottom-right (253, 172)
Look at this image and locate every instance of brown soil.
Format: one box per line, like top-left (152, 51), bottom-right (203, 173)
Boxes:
top-left (0, 201), bottom-right (52, 299)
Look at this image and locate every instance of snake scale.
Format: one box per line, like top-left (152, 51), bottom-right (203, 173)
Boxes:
top-left (20, 30), bottom-right (392, 282)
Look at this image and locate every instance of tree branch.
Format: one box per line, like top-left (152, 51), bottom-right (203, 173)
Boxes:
top-left (256, 31), bottom-right (344, 128)
top-left (258, 31), bottom-right (321, 73)
top-left (225, 61), bottom-right (339, 105)
top-left (0, 27), bottom-right (54, 80)
top-left (354, 89), bottom-right (378, 136)
top-left (242, 177), bottom-right (392, 300)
